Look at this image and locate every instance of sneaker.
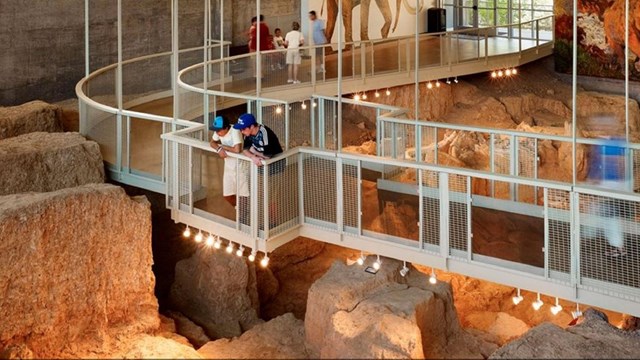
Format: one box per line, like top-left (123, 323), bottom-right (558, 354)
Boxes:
top-left (293, 80), bottom-right (301, 84)
top-left (287, 79), bottom-right (294, 83)
top-left (605, 247), bottom-right (627, 258)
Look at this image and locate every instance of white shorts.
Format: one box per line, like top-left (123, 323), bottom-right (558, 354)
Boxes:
top-left (286, 50), bottom-right (301, 65)
top-left (223, 158), bottom-right (249, 197)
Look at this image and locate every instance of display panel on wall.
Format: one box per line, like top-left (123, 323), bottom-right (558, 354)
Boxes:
top-left (555, 0), bottom-right (640, 80)
top-left (308, 0), bottom-right (426, 43)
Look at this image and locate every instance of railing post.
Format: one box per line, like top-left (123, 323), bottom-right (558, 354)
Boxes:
top-left (484, 32), bottom-right (489, 64)
top-left (466, 176), bottom-right (472, 262)
top-left (360, 42), bottom-right (366, 80)
top-left (511, 134), bottom-right (517, 201)
top-left (439, 172), bottom-right (450, 259)
top-left (188, 145), bottom-right (193, 214)
top-left (298, 152), bottom-right (305, 225)
top-left (490, 133), bottom-right (495, 197)
top-left (418, 169), bottom-right (424, 250)
top-left (570, 191), bottom-right (580, 296)
top-left (250, 163), bottom-right (259, 240)
top-left (357, 160), bottom-right (362, 236)
top-left (543, 187), bottom-right (550, 279)
top-left (263, 163), bottom-right (270, 239)
top-left (285, 102), bottom-right (290, 151)
top-left (336, 157), bottom-right (344, 234)
top-left (116, 114), bottom-right (123, 174)
top-left (125, 115), bottom-right (131, 174)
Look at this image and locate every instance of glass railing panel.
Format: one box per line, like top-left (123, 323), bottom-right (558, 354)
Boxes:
top-left (128, 116), bottom-right (164, 178)
top-left (85, 106), bottom-right (117, 165)
top-left (122, 55), bottom-right (172, 115)
top-left (85, 68), bottom-right (117, 108)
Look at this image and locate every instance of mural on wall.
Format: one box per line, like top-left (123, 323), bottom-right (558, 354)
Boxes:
top-left (308, 0), bottom-right (426, 43)
top-left (555, 0), bottom-right (640, 80)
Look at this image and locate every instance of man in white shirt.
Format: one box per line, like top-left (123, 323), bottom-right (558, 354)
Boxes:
top-left (209, 115), bottom-right (249, 207)
top-left (284, 22), bottom-right (304, 84)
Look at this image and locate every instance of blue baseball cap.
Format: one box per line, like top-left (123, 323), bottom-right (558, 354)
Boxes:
top-left (233, 113), bottom-right (257, 130)
top-left (209, 115), bottom-right (229, 131)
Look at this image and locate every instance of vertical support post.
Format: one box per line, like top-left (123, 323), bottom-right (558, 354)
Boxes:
top-left (284, 102), bottom-right (290, 151)
top-left (116, 0), bottom-right (123, 111)
top-left (203, 0), bottom-right (209, 128)
top-left (416, 123), bottom-right (422, 163)
top-left (571, 0), bottom-right (577, 187)
top-left (414, 0), bottom-right (419, 120)
top-left (534, 138), bottom-right (539, 204)
top-left (172, 140), bottom-right (180, 213)
top-left (188, 146), bottom-right (194, 214)
top-left (336, 157), bottom-right (344, 234)
top-left (490, 133), bottom-right (495, 197)
top-left (357, 160), bottom-right (362, 235)
top-left (126, 115), bottom-right (131, 173)
top-left (570, 191), bottom-right (580, 294)
top-left (250, 163), bottom-right (259, 240)
top-left (439, 172), bottom-right (450, 259)
top-left (376, 108), bottom-right (382, 156)
top-left (311, 97), bottom-right (316, 148)
top-left (84, 0), bottom-right (90, 77)
top-left (433, 126), bottom-right (438, 164)
top-left (337, 0), bottom-right (343, 151)
top-left (466, 175), bottom-right (472, 261)
top-left (319, 99), bottom-right (325, 148)
top-left (360, 42), bottom-right (366, 80)
top-left (511, 134), bottom-right (517, 201)
top-left (220, 0), bottom-right (226, 92)
top-left (256, 0), bottom-right (261, 95)
top-left (263, 163), bottom-right (270, 239)
top-left (172, 0), bottom-right (180, 130)
top-left (418, 169), bottom-right (424, 250)
top-left (543, 187), bottom-right (550, 279)
top-left (116, 114), bottom-right (123, 173)
top-left (298, 152), bottom-right (305, 225)
top-left (625, 0), bottom-right (631, 190)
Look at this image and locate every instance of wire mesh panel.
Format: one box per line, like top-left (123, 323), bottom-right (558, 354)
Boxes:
top-left (178, 143), bottom-right (191, 210)
top-left (85, 68), bottom-right (117, 108)
top-left (633, 148), bottom-right (640, 192)
top-left (343, 159), bottom-right (359, 232)
top-left (493, 134), bottom-right (513, 200)
top-left (236, 157), bottom-right (253, 234)
top-left (421, 169), bottom-right (440, 250)
top-left (85, 107), bottom-right (117, 165)
top-left (578, 193), bottom-right (640, 295)
top-left (313, 98), bottom-right (337, 150)
top-left (449, 174), bottom-right (469, 256)
top-left (265, 155), bottom-right (299, 237)
top-left (517, 137), bottom-right (538, 204)
top-left (365, 164), bottom-right (419, 242)
top-left (547, 188), bottom-right (571, 281)
top-left (288, 100), bottom-right (312, 148)
top-left (166, 139), bottom-right (173, 208)
top-left (260, 102), bottom-right (287, 150)
top-left (419, 125), bottom-right (438, 163)
top-left (302, 153), bottom-right (337, 227)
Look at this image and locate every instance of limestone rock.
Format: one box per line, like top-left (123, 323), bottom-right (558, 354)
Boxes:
top-left (464, 312), bottom-right (530, 344)
top-left (0, 184), bottom-right (158, 357)
top-left (0, 344), bottom-right (34, 359)
top-left (197, 313), bottom-right (308, 359)
top-left (117, 334), bottom-right (202, 359)
top-left (167, 311), bottom-right (211, 349)
top-left (0, 132), bottom-right (104, 195)
top-left (268, 237), bottom-right (326, 273)
top-left (0, 101), bottom-right (63, 140)
top-left (574, 91), bottom-right (640, 135)
top-left (169, 246), bottom-right (261, 339)
top-left (491, 309), bottom-right (640, 359)
top-left (305, 258), bottom-right (495, 359)
top-left (499, 93), bottom-right (571, 126)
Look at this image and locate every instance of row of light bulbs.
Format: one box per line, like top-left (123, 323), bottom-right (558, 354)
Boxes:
top-left (182, 226), bottom-right (269, 267)
top-left (426, 77), bottom-right (459, 90)
top-left (512, 288), bottom-right (582, 318)
top-left (355, 253), bottom-right (438, 284)
top-left (491, 67), bottom-right (518, 78)
top-left (274, 101), bottom-right (318, 113)
top-left (353, 88), bottom-right (392, 101)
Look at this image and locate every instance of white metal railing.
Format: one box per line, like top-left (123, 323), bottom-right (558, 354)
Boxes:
top-left (163, 123), bottom-right (640, 317)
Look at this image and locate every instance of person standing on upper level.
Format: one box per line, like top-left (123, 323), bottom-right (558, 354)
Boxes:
top-left (284, 22), bottom-right (304, 84)
top-left (309, 10), bottom-right (327, 73)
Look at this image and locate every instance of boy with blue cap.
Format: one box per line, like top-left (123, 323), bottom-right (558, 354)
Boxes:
top-left (210, 115), bottom-right (248, 207)
top-left (233, 113), bottom-right (283, 166)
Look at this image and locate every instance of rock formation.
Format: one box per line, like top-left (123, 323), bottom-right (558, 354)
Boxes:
top-left (0, 101), bottom-right (63, 140)
top-left (0, 183), bottom-right (158, 358)
top-left (169, 245), bottom-right (261, 339)
top-left (0, 132), bottom-right (104, 195)
top-left (491, 309), bottom-right (640, 359)
top-left (305, 258), bottom-right (498, 358)
top-left (197, 313), bottom-right (308, 359)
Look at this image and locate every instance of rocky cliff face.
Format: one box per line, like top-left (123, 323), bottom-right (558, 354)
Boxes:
top-left (0, 183), bottom-right (159, 358)
top-left (0, 101), bottom-right (63, 140)
top-left (491, 309), bottom-right (640, 359)
top-left (0, 132), bottom-right (104, 195)
top-left (305, 258), bottom-right (498, 359)
top-left (169, 246), bottom-right (261, 339)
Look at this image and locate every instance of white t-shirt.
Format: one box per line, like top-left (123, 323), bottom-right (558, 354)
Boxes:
top-left (285, 30), bottom-right (304, 49)
top-left (273, 35), bottom-right (285, 49)
top-left (212, 128), bottom-right (248, 196)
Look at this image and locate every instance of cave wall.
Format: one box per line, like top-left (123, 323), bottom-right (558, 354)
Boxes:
top-left (554, 0), bottom-right (640, 80)
top-left (0, 0), bottom-right (298, 106)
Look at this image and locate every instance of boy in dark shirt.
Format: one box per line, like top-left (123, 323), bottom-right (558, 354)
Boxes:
top-left (234, 113), bottom-right (283, 166)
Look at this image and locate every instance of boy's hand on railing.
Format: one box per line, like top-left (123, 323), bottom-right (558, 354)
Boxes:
top-left (218, 148), bottom-right (228, 158)
top-left (251, 156), bottom-right (263, 166)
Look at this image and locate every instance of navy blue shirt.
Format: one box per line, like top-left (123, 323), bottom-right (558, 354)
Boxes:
top-left (243, 124), bottom-right (283, 158)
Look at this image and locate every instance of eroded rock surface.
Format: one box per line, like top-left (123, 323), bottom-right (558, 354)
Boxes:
top-left (169, 246), bottom-right (261, 339)
top-left (491, 309), bottom-right (640, 359)
top-left (0, 101), bottom-right (63, 140)
top-left (197, 313), bottom-right (307, 359)
top-left (0, 183), bottom-right (158, 358)
top-left (0, 132), bottom-right (104, 195)
top-left (305, 258), bottom-right (498, 359)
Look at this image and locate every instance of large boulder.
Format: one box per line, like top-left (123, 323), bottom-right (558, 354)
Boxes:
top-left (0, 132), bottom-right (104, 195)
top-left (491, 309), bottom-right (640, 359)
top-left (0, 101), bottom-right (63, 140)
top-left (197, 313), bottom-right (308, 359)
top-left (305, 258), bottom-right (497, 358)
top-left (169, 246), bottom-right (261, 339)
top-left (574, 91), bottom-right (640, 135)
top-left (114, 335), bottom-right (202, 359)
top-left (0, 183), bottom-right (158, 358)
